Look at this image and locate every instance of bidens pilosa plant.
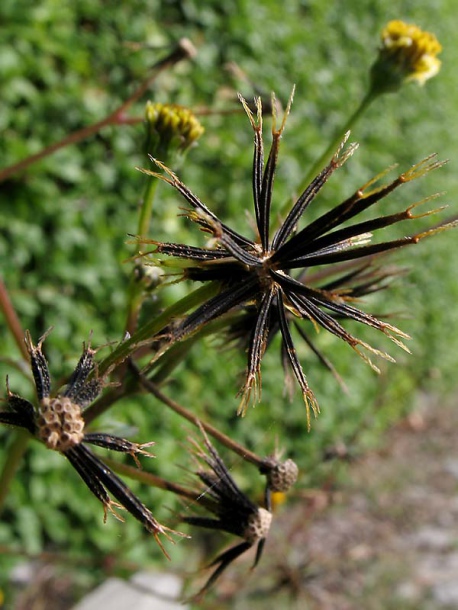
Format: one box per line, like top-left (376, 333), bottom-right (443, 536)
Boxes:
top-left (0, 20), bottom-right (454, 602)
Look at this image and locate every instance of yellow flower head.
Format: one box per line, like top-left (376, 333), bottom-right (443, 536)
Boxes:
top-left (370, 20), bottom-right (442, 95)
top-left (144, 102), bottom-right (204, 164)
top-left (270, 491), bottom-right (287, 511)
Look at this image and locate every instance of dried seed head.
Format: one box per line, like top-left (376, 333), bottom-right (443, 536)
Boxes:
top-left (136, 91), bottom-right (454, 425)
top-left (243, 507), bottom-right (272, 544)
top-left (263, 457), bottom-right (299, 492)
top-left (37, 397), bottom-right (85, 451)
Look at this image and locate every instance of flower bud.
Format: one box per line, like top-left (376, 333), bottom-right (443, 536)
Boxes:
top-left (369, 20), bottom-right (442, 96)
top-left (144, 102), bottom-right (204, 166)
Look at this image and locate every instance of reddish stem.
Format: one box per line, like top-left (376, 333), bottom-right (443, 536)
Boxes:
top-left (138, 374), bottom-right (264, 468)
top-left (0, 38), bottom-right (196, 183)
top-left (0, 278), bottom-right (28, 361)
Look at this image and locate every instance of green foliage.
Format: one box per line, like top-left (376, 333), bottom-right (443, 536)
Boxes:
top-left (1, 0), bottom-right (458, 605)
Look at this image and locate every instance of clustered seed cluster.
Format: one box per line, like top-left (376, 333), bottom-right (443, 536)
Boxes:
top-left (266, 458), bottom-right (299, 493)
top-left (260, 456), bottom-right (299, 493)
top-left (37, 397), bottom-right (85, 451)
top-left (243, 507), bottom-right (273, 544)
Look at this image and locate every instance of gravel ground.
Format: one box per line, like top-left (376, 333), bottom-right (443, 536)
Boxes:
top-left (9, 392), bottom-right (458, 609)
top-left (196, 392), bottom-right (458, 609)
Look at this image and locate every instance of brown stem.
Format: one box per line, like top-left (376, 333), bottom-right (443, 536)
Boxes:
top-left (114, 38), bottom-right (197, 117)
top-left (0, 277), bottom-right (28, 360)
top-left (0, 38), bottom-right (196, 183)
top-left (0, 431), bottom-right (30, 512)
top-left (84, 385), bottom-right (131, 426)
top-left (102, 456), bottom-right (216, 509)
top-left (137, 372), bottom-right (264, 468)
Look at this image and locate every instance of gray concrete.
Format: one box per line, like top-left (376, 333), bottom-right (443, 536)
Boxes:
top-left (72, 571), bottom-right (188, 610)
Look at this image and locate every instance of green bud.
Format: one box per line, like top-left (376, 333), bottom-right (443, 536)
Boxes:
top-left (144, 102), bottom-right (204, 166)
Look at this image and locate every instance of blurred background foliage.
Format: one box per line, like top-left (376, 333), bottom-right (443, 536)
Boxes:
top-left (1, 0), bottom-right (457, 606)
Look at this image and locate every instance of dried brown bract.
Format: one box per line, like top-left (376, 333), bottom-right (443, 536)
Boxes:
top-left (181, 428), bottom-right (272, 600)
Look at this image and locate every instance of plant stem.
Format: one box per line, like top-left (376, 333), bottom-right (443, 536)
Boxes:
top-left (0, 278), bottom-right (28, 360)
top-left (0, 431), bottom-right (30, 512)
top-left (0, 39), bottom-right (195, 183)
top-left (138, 374), bottom-right (264, 469)
top-left (85, 306), bottom-right (234, 424)
top-left (84, 385), bottom-right (130, 425)
top-left (124, 179), bottom-right (160, 337)
top-left (103, 457), bottom-right (206, 505)
top-left (96, 282), bottom-right (221, 377)
top-left (104, 457), bottom-right (222, 515)
top-left (137, 174), bottom-right (160, 239)
top-left (301, 90), bottom-right (375, 188)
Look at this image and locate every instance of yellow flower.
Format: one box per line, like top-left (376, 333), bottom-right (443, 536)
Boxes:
top-left (270, 491), bottom-right (287, 511)
top-left (144, 102), bottom-right (204, 164)
top-left (370, 20), bottom-right (442, 95)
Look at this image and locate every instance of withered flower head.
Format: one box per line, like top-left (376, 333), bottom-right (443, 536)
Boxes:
top-left (138, 91), bottom-right (453, 426)
top-left (370, 20), bottom-right (442, 95)
top-left (0, 329), bottom-right (176, 555)
top-left (182, 429), bottom-right (272, 599)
